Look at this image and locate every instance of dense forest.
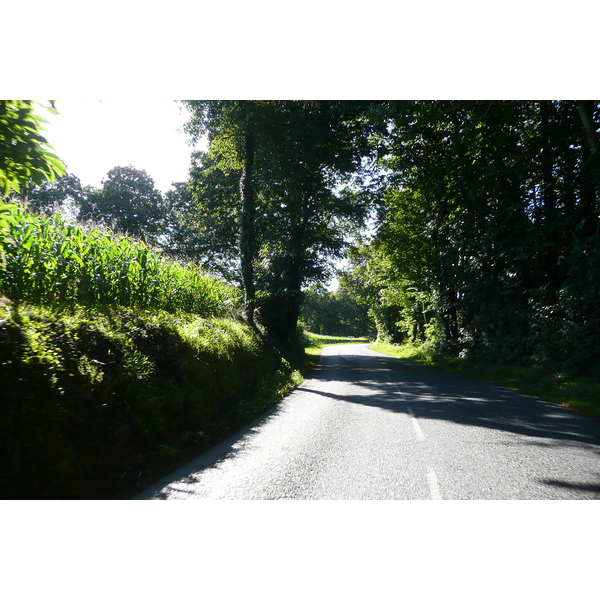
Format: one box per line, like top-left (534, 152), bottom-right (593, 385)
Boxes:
top-left (2, 99), bottom-right (600, 496)
top-left (343, 101), bottom-right (600, 377)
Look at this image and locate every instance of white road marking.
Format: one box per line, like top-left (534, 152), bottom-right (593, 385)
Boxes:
top-left (427, 467), bottom-right (442, 500)
top-left (406, 405), bottom-right (425, 441)
top-left (391, 383), bottom-right (439, 499)
top-left (394, 385), bottom-right (426, 441)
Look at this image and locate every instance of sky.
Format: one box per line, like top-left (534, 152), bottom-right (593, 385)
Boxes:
top-left (42, 100), bottom-right (203, 194)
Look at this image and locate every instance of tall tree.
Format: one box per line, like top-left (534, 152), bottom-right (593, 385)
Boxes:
top-left (345, 99), bottom-right (600, 374)
top-left (184, 101), bottom-right (265, 327)
top-left (26, 172), bottom-right (84, 216)
top-left (183, 101), bottom-right (373, 359)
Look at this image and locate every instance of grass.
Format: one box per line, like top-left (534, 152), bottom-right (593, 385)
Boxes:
top-left (1, 210), bottom-right (378, 498)
top-left (0, 300), bottom-right (302, 499)
top-left (370, 341), bottom-right (600, 420)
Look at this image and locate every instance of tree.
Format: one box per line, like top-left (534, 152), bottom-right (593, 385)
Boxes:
top-left (184, 101), bottom-right (267, 328)
top-left (77, 165), bottom-right (166, 243)
top-left (0, 100), bottom-right (65, 196)
top-left (183, 101), bottom-right (374, 360)
top-left (300, 284), bottom-right (371, 337)
top-left (161, 164), bottom-right (241, 282)
top-left (250, 101), bottom-right (372, 355)
top-left (344, 99), bottom-right (600, 374)
top-left (26, 172), bottom-right (84, 216)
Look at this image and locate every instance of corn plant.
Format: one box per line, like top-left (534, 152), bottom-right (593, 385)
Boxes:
top-left (0, 208), bottom-right (242, 315)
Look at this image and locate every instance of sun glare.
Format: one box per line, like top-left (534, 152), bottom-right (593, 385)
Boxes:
top-left (43, 100), bottom-right (197, 193)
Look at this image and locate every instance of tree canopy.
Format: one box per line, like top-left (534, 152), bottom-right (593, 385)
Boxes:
top-left (344, 100), bottom-right (600, 375)
top-left (77, 165), bottom-right (166, 243)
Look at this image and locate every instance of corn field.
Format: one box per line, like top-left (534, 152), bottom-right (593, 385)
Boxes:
top-left (0, 208), bottom-right (241, 315)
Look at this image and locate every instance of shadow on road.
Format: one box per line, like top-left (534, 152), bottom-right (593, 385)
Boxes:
top-left (309, 351), bottom-right (600, 451)
top-left (539, 478), bottom-right (600, 493)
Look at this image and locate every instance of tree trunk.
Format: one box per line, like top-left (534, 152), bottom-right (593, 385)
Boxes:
top-left (575, 101), bottom-right (600, 221)
top-left (263, 194), bottom-right (310, 363)
top-left (239, 125), bottom-right (256, 328)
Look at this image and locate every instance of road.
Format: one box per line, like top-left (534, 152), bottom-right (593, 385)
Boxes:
top-left (135, 344), bottom-right (600, 499)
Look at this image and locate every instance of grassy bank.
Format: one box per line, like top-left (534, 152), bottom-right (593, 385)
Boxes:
top-left (370, 341), bottom-right (600, 420)
top-left (0, 209), bottom-right (303, 498)
top-left (0, 300), bottom-right (303, 499)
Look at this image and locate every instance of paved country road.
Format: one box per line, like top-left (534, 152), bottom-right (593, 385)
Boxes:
top-left (135, 344), bottom-right (600, 500)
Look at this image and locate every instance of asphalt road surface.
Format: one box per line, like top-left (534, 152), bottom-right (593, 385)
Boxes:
top-left (135, 344), bottom-right (600, 500)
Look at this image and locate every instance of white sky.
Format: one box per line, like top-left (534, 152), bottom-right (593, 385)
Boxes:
top-left (42, 100), bottom-right (203, 194)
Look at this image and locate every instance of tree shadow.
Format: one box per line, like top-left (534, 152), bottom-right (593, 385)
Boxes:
top-left (309, 351), bottom-right (600, 450)
top-left (538, 478), bottom-right (600, 493)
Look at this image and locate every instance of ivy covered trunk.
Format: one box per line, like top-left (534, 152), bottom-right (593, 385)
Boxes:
top-left (258, 195), bottom-right (309, 364)
top-left (239, 127), bottom-right (256, 328)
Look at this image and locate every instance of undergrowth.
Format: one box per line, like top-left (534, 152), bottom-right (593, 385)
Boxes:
top-left (370, 341), bottom-right (600, 420)
top-left (0, 300), bottom-right (371, 500)
top-left (0, 300), bottom-right (299, 499)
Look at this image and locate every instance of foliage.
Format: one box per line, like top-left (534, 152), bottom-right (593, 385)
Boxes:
top-left (1, 100), bottom-right (66, 271)
top-left (182, 101), bottom-right (375, 359)
top-left (299, 284), bottom-right (372, 337)
top-left (162, 159), bottom-right (241, 281)
top-left (77, 165), bottom-right (166, 244)
top-left (0, 303), bottom-right (298, 499)
top-left (25, 172), bottom-right (85, 216)
top-left (0, 200), bottom-right (17, 271)
top-left (0, 100), bottom-right (66, 196)
top-left (346, 100), bottom-right (600, 375)
top-left (0, 206), bottom-right (241, 315)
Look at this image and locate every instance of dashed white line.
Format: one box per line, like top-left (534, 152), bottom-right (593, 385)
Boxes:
top-left (406, 405), bottom-right (425, 441)
top-left (390, 381), bottom-right (440, 499)
top-left (394, 385), bottom-right (425, 441)
top-left (427, 467), bottom-right (442, 500)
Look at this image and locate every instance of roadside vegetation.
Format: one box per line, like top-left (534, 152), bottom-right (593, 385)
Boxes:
top-left (0, 199), bottom-right (362, 498)
top-left (0, 196), bottom-right (301, 498)
top-left (0, 297), bottom-right (305, 499)
top-left (3, 207), bottom-right (240, 314)
top-left (371, 341), bottom-right (600, 420)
